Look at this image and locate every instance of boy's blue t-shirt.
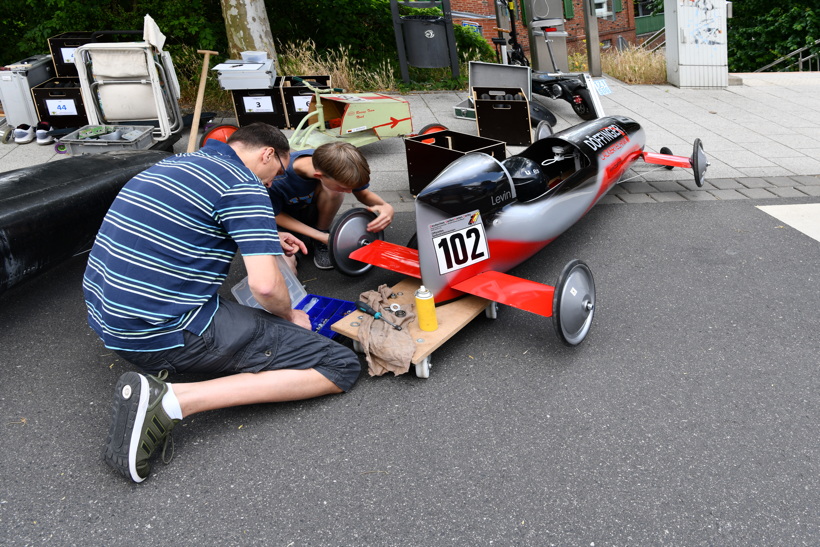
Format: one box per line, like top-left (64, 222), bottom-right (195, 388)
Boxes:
top-left (267, 149), bottom-right (369, 214)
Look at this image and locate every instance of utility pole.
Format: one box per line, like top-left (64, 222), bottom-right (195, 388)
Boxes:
top-left (583, 0), bottom-right (602, 76)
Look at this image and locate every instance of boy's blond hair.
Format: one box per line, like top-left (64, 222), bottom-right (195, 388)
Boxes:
top-left (312, 142), bottom-right (371, 189)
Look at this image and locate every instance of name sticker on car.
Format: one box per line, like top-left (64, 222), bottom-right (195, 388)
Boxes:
top-left (430, 210), bottom-right (489, 275)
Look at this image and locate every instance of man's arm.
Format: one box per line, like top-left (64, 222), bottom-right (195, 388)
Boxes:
top-left (243, 254), bottom-right (311, 329)
top-left (354, 189), bottom-right (395, 232)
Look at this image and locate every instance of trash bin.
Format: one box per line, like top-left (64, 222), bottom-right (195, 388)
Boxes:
top-left (401, 15), bottom-right (450, 68)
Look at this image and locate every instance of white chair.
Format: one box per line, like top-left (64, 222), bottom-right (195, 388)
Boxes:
top-left (73, 31), bottom-right (182, 143)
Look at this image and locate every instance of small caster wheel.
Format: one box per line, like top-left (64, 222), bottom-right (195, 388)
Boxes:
top-left (54, 142), bottom-right (68, 154)
top-left (414, 356), bottom-right (431, 379)
top-left (485, 301), bottom-right (498, 319)
top-left (1, 126), bottom-right (14, 144)
top-left (659, 147), bottom-right (675, 170)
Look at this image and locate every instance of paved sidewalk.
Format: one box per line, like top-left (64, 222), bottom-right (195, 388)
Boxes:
top-left (2, 72), bottom-right (818, 212)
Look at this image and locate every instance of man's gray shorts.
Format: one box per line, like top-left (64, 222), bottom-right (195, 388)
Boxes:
top-left (115, 300), bottom-right (361, 392)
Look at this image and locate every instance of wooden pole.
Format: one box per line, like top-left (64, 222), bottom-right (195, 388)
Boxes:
top-left (187, 50), bottom-right (219, 153)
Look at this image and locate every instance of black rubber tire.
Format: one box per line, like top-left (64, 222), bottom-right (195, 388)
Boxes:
top-left (571, 88), bottom-right (596, 121)
top-left (692, 138), bottom-right (707, 188)
top-left (199, 124), bottom-right (239, 149)
top-left (659, 147), bottom-right (675, 170)
top-left (418, 123), bottom-right (448, 135)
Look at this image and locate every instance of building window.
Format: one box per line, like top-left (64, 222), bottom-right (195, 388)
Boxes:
top-left (635, 0), bottom-right (658, 17)
top-left (595, 0), bottom-right (612, 18)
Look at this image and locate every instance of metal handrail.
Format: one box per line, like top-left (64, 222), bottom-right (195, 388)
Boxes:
top-left (755, 38), bottom-right (820, 72)
top-left (639, 27), bottom-right (666, 50)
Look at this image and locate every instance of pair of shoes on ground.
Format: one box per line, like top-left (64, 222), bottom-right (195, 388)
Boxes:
top-left (12, 122), bottom-right (53, 145)
top-left (103, 370), bottom-right (179, 483)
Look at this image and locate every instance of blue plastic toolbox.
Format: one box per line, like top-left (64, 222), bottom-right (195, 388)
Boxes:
top-left (297, 294), bottom-right (356, 340)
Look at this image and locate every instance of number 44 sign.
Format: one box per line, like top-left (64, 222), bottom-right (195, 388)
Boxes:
top-left (430, 210), bottom-right (490, 275)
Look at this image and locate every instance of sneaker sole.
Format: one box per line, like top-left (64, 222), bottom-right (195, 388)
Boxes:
top-left (103, 372), bottom-right (150, 482)
top-left (313, 259), bottom-right (334, 270)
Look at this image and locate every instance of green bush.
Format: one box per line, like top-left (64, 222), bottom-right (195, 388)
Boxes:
top-left (0, 0), bottom-right (226, 67)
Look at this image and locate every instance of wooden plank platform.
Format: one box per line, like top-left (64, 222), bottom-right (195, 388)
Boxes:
top-left (331, 277), bottom-right (489, 365)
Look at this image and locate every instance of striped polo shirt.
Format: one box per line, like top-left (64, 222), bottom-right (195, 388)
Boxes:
top-left (83, 140), bottom-right (283, 352)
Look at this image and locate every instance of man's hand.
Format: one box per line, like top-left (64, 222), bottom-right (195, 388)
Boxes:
top-left (288, 309), bottom-right (312, 330)
top-left (366, 203), bottom-right (394, 233)
top-left (279, 231), bottom-right (308, 256)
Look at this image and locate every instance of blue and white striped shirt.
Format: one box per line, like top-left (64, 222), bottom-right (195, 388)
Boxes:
top-left (83, 140), bottom-right (283, 351)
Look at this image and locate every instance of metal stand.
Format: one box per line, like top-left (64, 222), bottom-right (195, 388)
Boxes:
top-left (390, 0), bottom-right (460, 84)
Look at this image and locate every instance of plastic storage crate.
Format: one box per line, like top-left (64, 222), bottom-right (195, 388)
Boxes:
top-left (57, 124), bottom-right (153, 155)
top-left (298, 295), bottom-right (357, 340)
top-left (232, 280), bottom-right (355, 341)
top-left (230, 255), bottom-right (357, 340)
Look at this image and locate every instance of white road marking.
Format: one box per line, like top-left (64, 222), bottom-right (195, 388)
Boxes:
top-left (757, 203), bottom-right (820, 243)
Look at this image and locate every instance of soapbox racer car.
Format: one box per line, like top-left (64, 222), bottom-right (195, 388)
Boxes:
top-left (327, 115), bottom-right (709, 377)
top-left (287, 77), bottom-right (415, 151)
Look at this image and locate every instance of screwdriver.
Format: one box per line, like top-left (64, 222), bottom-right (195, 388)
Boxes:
top-left (355, 300), bottom-right (402, 330)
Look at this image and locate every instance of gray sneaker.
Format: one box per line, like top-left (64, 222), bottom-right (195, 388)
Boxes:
top-left (103, 370), bottom-right (179, 483)
top-left (313, 241), bottom-right (333, 270)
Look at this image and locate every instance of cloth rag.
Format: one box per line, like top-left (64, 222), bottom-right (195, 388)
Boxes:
top-left (358, 285), bottom-right (416, 376)
top-left (143, 14), bottom-right (166, 50)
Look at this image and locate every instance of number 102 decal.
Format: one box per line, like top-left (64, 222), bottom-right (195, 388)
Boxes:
top-left (431, 211), bottom-right (489, 275)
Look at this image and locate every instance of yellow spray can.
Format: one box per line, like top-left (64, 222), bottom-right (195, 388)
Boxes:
top-left (415, 285), bottom-right (438, 331)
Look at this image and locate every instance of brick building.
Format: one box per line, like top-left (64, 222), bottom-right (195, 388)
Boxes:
top-left (450, 0), bottom-right (637, 58)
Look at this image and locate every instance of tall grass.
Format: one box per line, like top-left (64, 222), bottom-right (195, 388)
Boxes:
top-left (277, 40), bottom-right (397, 92)
top-left (171, 40), bottom-right (668, 114)
top-left (569, 45), bottom-right (667, 84)
top-left (171, 44), bottom-right (234, 113)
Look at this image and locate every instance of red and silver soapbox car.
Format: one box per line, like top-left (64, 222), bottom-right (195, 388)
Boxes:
top-left (328, 115), bottom-right (709, 377)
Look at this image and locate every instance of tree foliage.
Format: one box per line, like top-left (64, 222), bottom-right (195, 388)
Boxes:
top-left (0, 0), bottom-right (226, 67)
top-left (727, 1), bottom-right (820, 72)
top-left (1, 0), bottom-right (492, 87)
top-left (260, 0), bottom-right (493, 71)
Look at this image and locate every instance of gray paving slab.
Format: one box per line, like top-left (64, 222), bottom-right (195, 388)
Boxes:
top-left (737, 187), bottom-right (778, 199)
top-left (2, 73), bottom-right (819, 204)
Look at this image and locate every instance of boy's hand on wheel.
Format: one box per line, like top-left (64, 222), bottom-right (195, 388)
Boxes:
top-left (366, 204), bottom-right (394, 232)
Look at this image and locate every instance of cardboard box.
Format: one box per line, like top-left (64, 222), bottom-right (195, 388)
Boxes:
top-left (404, 130), bottom-right (506, 195)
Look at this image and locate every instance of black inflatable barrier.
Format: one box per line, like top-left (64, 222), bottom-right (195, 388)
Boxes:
top-left (0, 150), bottom-right (171, 295)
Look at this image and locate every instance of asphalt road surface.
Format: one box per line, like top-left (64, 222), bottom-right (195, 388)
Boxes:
top-left (2, 197), bottom-right (818, 546)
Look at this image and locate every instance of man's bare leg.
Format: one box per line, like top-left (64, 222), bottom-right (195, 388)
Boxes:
top-left (170, 369), bottom-right (342, 418)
